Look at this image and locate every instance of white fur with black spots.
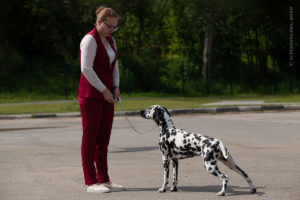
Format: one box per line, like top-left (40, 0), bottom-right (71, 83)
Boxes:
top-left (140, 105), bottom-right (256, 196)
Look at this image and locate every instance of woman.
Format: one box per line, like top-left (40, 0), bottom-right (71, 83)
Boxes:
top-left (78, 6), bottom-right (124, 193)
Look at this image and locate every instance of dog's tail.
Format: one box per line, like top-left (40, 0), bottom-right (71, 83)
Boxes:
top-left (219, 141), bottom-right (229, 160)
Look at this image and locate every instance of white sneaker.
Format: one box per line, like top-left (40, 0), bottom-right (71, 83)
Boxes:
top-left (87, 184), bottom-right (111, 193)
top-left (103, 182), bottom-right (126, 191)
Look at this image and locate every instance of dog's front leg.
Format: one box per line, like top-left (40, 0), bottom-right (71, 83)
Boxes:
top-left (170, 158), bottom-right (178, 192)
top-left (158, 155), bottom-right (170, 193)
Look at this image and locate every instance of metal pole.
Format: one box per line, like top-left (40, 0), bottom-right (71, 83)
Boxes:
top-left (181, 57), bottom-right (184, 94)
top-left (29, 65), bottom-right (32, 100)
top-left (64, 64), bottom-right (67, 98)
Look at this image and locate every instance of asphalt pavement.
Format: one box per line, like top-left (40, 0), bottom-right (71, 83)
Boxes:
top-left (0, 110), bottom-right (300, 200)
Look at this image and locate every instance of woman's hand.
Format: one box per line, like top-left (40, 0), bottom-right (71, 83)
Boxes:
top-left (114, 87), bottom-right (121, 101)
top-left (102, 89), bottom-right (116, 103)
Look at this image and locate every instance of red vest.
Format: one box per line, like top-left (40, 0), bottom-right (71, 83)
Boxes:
top-left (78, 27), bottom-right (118, 101)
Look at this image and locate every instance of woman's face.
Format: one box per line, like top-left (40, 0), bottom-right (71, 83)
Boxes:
top-left (98, 17), bottom-right (119, 37)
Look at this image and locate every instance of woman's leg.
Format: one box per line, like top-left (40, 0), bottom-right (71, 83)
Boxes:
top-left (79, 97), bottom-right (103, 185)
top-left (95, 101), bottom-right (114, 183)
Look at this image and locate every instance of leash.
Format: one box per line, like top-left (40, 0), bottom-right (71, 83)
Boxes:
top-left (115, 97), bottom-right (157, 134)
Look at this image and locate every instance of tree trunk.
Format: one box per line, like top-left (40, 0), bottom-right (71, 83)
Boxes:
top-left (202, 7), bottom-right (213, 93)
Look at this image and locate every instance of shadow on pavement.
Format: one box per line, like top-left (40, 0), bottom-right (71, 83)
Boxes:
top-left (110, 146), bottom-right (158, 153)
top-left (122, 185), bottom-right (264, 196)
top-left (0, 126), bottom-right (66, 132)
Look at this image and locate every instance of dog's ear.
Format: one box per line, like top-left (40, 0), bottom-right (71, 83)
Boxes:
top-left (153, 107), bottom-right (161, 121)
top-left (162, 107), bottom-right (171, 117)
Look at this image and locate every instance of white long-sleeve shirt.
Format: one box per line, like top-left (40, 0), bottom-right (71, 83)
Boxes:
top-left (80, 34), bottom-right (119, 92)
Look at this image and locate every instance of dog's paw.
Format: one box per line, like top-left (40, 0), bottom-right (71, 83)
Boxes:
top-left (216, 191), bottom-right (225, 196)
top-left (250, 188), bottom-right (256, 193)
top-left (170, 186), bottom-right (177, 192)
top-left (158, 188), bottom-right (166, 193)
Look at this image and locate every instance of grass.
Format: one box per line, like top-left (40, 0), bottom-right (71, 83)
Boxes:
top-left (0, 102), bottom-right (79, 115)
top-left (1, 93), bottom-right (300, 115)
top-left (0, 97), bottom-right (214, 115)
top-left (0, 92), bottom-right (71, 104)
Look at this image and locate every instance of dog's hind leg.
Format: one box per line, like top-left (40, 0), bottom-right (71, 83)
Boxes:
top-left (170, 158), bottom-right (178, 192)
top-left (204, 161), bottom-right (229, 196)
top-left (158, 155), bottom-right (170, 193)
top-left (220, 154), bottom-right (256, 193)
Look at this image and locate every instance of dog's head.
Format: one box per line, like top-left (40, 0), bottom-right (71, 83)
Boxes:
top-left (140, 105), bottom-right (171, 122)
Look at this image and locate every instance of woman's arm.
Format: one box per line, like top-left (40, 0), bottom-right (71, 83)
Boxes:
top-left (80, 35), bottom-right (107, 92)
top-left (111, 37), bottom-right (120, 98)
top-left (80, 35), bottom-right (115, 103)
top-left (113, 60), bottom-right (119, 88)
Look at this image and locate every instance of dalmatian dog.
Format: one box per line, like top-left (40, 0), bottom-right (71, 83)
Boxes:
top-left (140, 105), bottom-right (256, 196)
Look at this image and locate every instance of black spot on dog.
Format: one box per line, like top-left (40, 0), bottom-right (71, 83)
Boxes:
top-left (179, 147), bottom-right (185, 152)
top-left (196, 146), bottom-right (202, 152)
top-left (211, 141), bottom-right (220, 150)
top-left (204, 152), bottom-right (214, 161)
top-left (212, 172), bottom-right (218, 176)
top-left (171, 130), bottom-right (177, 136)
top-left (203, 139), bottom-right (212, 148)
top-left (195, 135), bottom-right (202, 141)
top-left (236, 165), bottom-right (249, 178)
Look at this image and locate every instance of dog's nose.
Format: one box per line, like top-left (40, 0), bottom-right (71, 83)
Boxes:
top-left (140, 110), bottom-right (145, 117)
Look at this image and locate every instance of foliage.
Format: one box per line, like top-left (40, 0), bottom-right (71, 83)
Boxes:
top-left (0, 0), bottom-right (299, 97)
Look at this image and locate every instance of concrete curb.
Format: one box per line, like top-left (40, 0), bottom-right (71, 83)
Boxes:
top-left (1, 104), bottom-right (300, 120)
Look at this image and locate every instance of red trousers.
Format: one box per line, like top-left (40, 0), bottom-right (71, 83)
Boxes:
top-left (78, 97), bottom-right (114, 185)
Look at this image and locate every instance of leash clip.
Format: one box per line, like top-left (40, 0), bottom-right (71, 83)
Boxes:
top-left (113, 95), bottom-right (121, 105)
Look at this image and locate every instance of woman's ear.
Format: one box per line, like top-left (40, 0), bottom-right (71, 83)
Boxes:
top-left (96, 20), bottom-right (101, 26)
